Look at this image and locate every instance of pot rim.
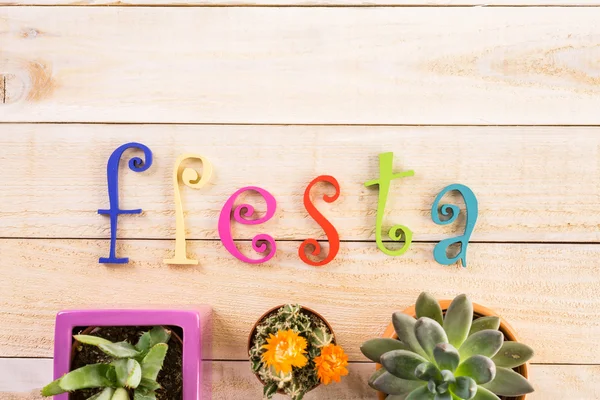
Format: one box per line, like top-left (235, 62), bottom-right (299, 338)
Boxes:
top-left (376, 300), bottom-right (529, 400)
top-left (247, 304), bottom-right (336, 394)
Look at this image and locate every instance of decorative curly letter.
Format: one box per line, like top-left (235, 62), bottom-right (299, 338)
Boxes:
top-left (431, 184), bottom-right (478, 267)
top-left (364, 152), bottom-right (415, 256)
top-left (98, 142), bottom-right (153, 264)
top-left (299, 175), bottom-right (341, 267)
top-left (218, 186), bottom-right (277, 264)
top-left (164, 154), bottom-right (213, 265)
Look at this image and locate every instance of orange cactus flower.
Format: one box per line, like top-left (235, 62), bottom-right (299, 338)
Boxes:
top-left (314, 343), bottom-right (349, 385)
top-left (261, 329), bottom-right (308, 374)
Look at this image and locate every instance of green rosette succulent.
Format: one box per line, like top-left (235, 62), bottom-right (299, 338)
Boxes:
top-left (361, 293), bottom-right (535, 400)
top-left (41, 326), bottom-right (171, 400)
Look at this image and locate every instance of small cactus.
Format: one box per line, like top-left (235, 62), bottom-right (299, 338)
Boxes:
top-left (41, 326), bottom-right (171, 400)
top-left (361, 293), bottom-right (534, 399)
top-left (249, 304), bottom-right (347, 400)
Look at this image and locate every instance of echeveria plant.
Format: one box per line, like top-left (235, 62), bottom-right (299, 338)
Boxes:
top-left (41, 326), bottom-right (171, 400)
top-left (361, 293), bottom-right (534, 399)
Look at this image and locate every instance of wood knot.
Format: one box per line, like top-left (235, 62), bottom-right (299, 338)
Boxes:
top-left (0, 59), bottom-right (56, 104)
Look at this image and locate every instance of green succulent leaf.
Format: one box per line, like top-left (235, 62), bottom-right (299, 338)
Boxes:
top-left (138, 378), bottom-right (161, 392)
top-left (141, 343), bottom-right (168, 381)
top-left (133, 391), bottom-right (156, 400)
top-left (381, 350), bottom-right (429, 380)
top-left (87, 387), bottom-right (115, 400)
top-left (491, 342), bottom-right (534, 369)
top-left (112, 359), bottom-right (142, 389)
top-left (414, 362), bottom-right (443, 382)
top-left (41, 379), bottom-right (65, 396)
top-left (392, 312), bottom-right (427, 358)
top-left (443, 294), bottom-right (473, 349)
top-left (481, 367), bottom-right (534, 396)
top-left (98, 342), bottom-right (141, 359)
top-left (471, 386), bottom-right (500, 400)
top-left (263, 382), bottom-right (278, 398)
top-left (368, 368), bottom-right (387, 387)
top-left (416, 292), bottom-right (444, 326)
top-left (361, 338), bottom-right (409, 363)
top-left (433, 343), bottom-right (460, 372)
top-left (370, 370), bottom-right (425, 395)
top-left (406, 386), bottom-right (435, 400)
top-left (469, 317), bottom-right (500, 336)
top-left (74, 335), bottom-right (114, 347)
top-left (415, 318), bottom-right (449, 359)
top-left (435, 392), bottom-right (453, 400)
top-left (456, 356), bottom-right (496, 385)
top-left (135, 333), bottom-right (152, 353)
top-left (441, 370), bottom-right (456, 384)
top-left (310, 327), bottom-right (333, 348)
top-left (149, 326), bottom-right (171, 346)
top-left (56, 364), bottom-right (114, 392)
top-left (111, 388), bottom-right (129, 400)
top-left (459, 330), bottom-right (504, 360)
top-left (450, 376), bottom-right (477, 400)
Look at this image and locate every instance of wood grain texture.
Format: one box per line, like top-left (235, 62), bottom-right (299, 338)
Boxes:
top-left (1, 239), bottom-right (599, 363)
top-left (1, 7), bottom-right (600, 124)
top-left (1, 359), bottom-right (599, 399)
top-left (2, 126), bottom-right (600, 242)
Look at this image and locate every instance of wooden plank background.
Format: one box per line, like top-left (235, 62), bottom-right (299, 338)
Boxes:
top-left (1, 1), bottom-right (599, 399)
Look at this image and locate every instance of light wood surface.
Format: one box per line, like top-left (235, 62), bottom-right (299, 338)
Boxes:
top-left (2, 239), bottom-right (599, 364)
top-left (2, 7), bottom-right (600, 124)
top-left (2, 126), bottom-right (600, 242)
top-left (2, 359), bottom-right (599, 399)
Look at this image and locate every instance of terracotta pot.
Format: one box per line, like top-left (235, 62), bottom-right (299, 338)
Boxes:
top-left (247, 305), bottom-right (336, 394)
top-left (376, 301), bottom-right (529, 400)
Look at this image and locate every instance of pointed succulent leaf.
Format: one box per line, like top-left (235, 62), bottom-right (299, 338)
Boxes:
top-left (368, 368), bottom-right (386, 387)
top-left (481, 367), bottom-right (534, 396)
top-left (416, 292), bottom-right (444, 326)
top-left (433, 343), bottom-right (460, 372)
top-left (87, 388), bottom-right (115, 400)
top-left (415, 362), bottom-right (443, 382)
top-left (371, 370), bottom-right (425, 395)
top-left (41, 379), bottom-right (65, 396)
top-left (406, 386), bottom-right (435, 400)
top-left (491, 342), bottom-right (534, 369)
top-left (469, 317), bottom-right (500, 336)
top-left (360, 338), bottom-right (409, 363)
top-left (450, 376), bottom-right (477, 399)
top-left (444, 295), bottom-right (473, 349)
top-left (98, 342), bottom-right (141, 359)
top-left (263, 382), bottom-right (278, 399)
top-left (381, 350), bottom-right (429, 380)
top-left (471, 386), bottom-right (500, 400)
top-left (459, 330), bottom-right (504, 360)
top-left (57, 364), bottom-right (114, 392)
top-left (437, 380), bottom-right (450, 393)
top-left (133, 391), bottom-right (156, 400)
top-left (148, 326), bottom-right (171, 347)
top-left (392, 312), bottom-right (427, 358)
top-left (138, 378), bottom-right (161, 392)
top-left (74, 335), bottom-right (114, 347)
top-left (112, 359), bottom-right (142, 389)
top-left (141, 343), bottom-right (168, 381)
top-left (427, 379), bottom-right (437, 393)
top-left (435, 392), bottom-right (453, 400)
top-left (111, 388), bottom-right (129, 400)
top-left (441, 369), bottom-right (456, 384)
top-left (415, 318), bottom-right (449, 359)
top-left (136, 332), bottom-right (152, 352)
top-left (310, 327), bottom-right (333, 348)
top-left (455, 356), bottom-right (496, 385)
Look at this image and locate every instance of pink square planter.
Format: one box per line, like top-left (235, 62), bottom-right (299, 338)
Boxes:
top-left (53, 307), bottom-right (211, 400)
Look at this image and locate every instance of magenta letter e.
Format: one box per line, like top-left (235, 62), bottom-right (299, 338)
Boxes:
top-left (218, 186), bottom-right (277, 264)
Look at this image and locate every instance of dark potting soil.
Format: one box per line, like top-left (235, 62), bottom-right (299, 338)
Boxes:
top-left (69, 326), bottom-right (183, 400)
